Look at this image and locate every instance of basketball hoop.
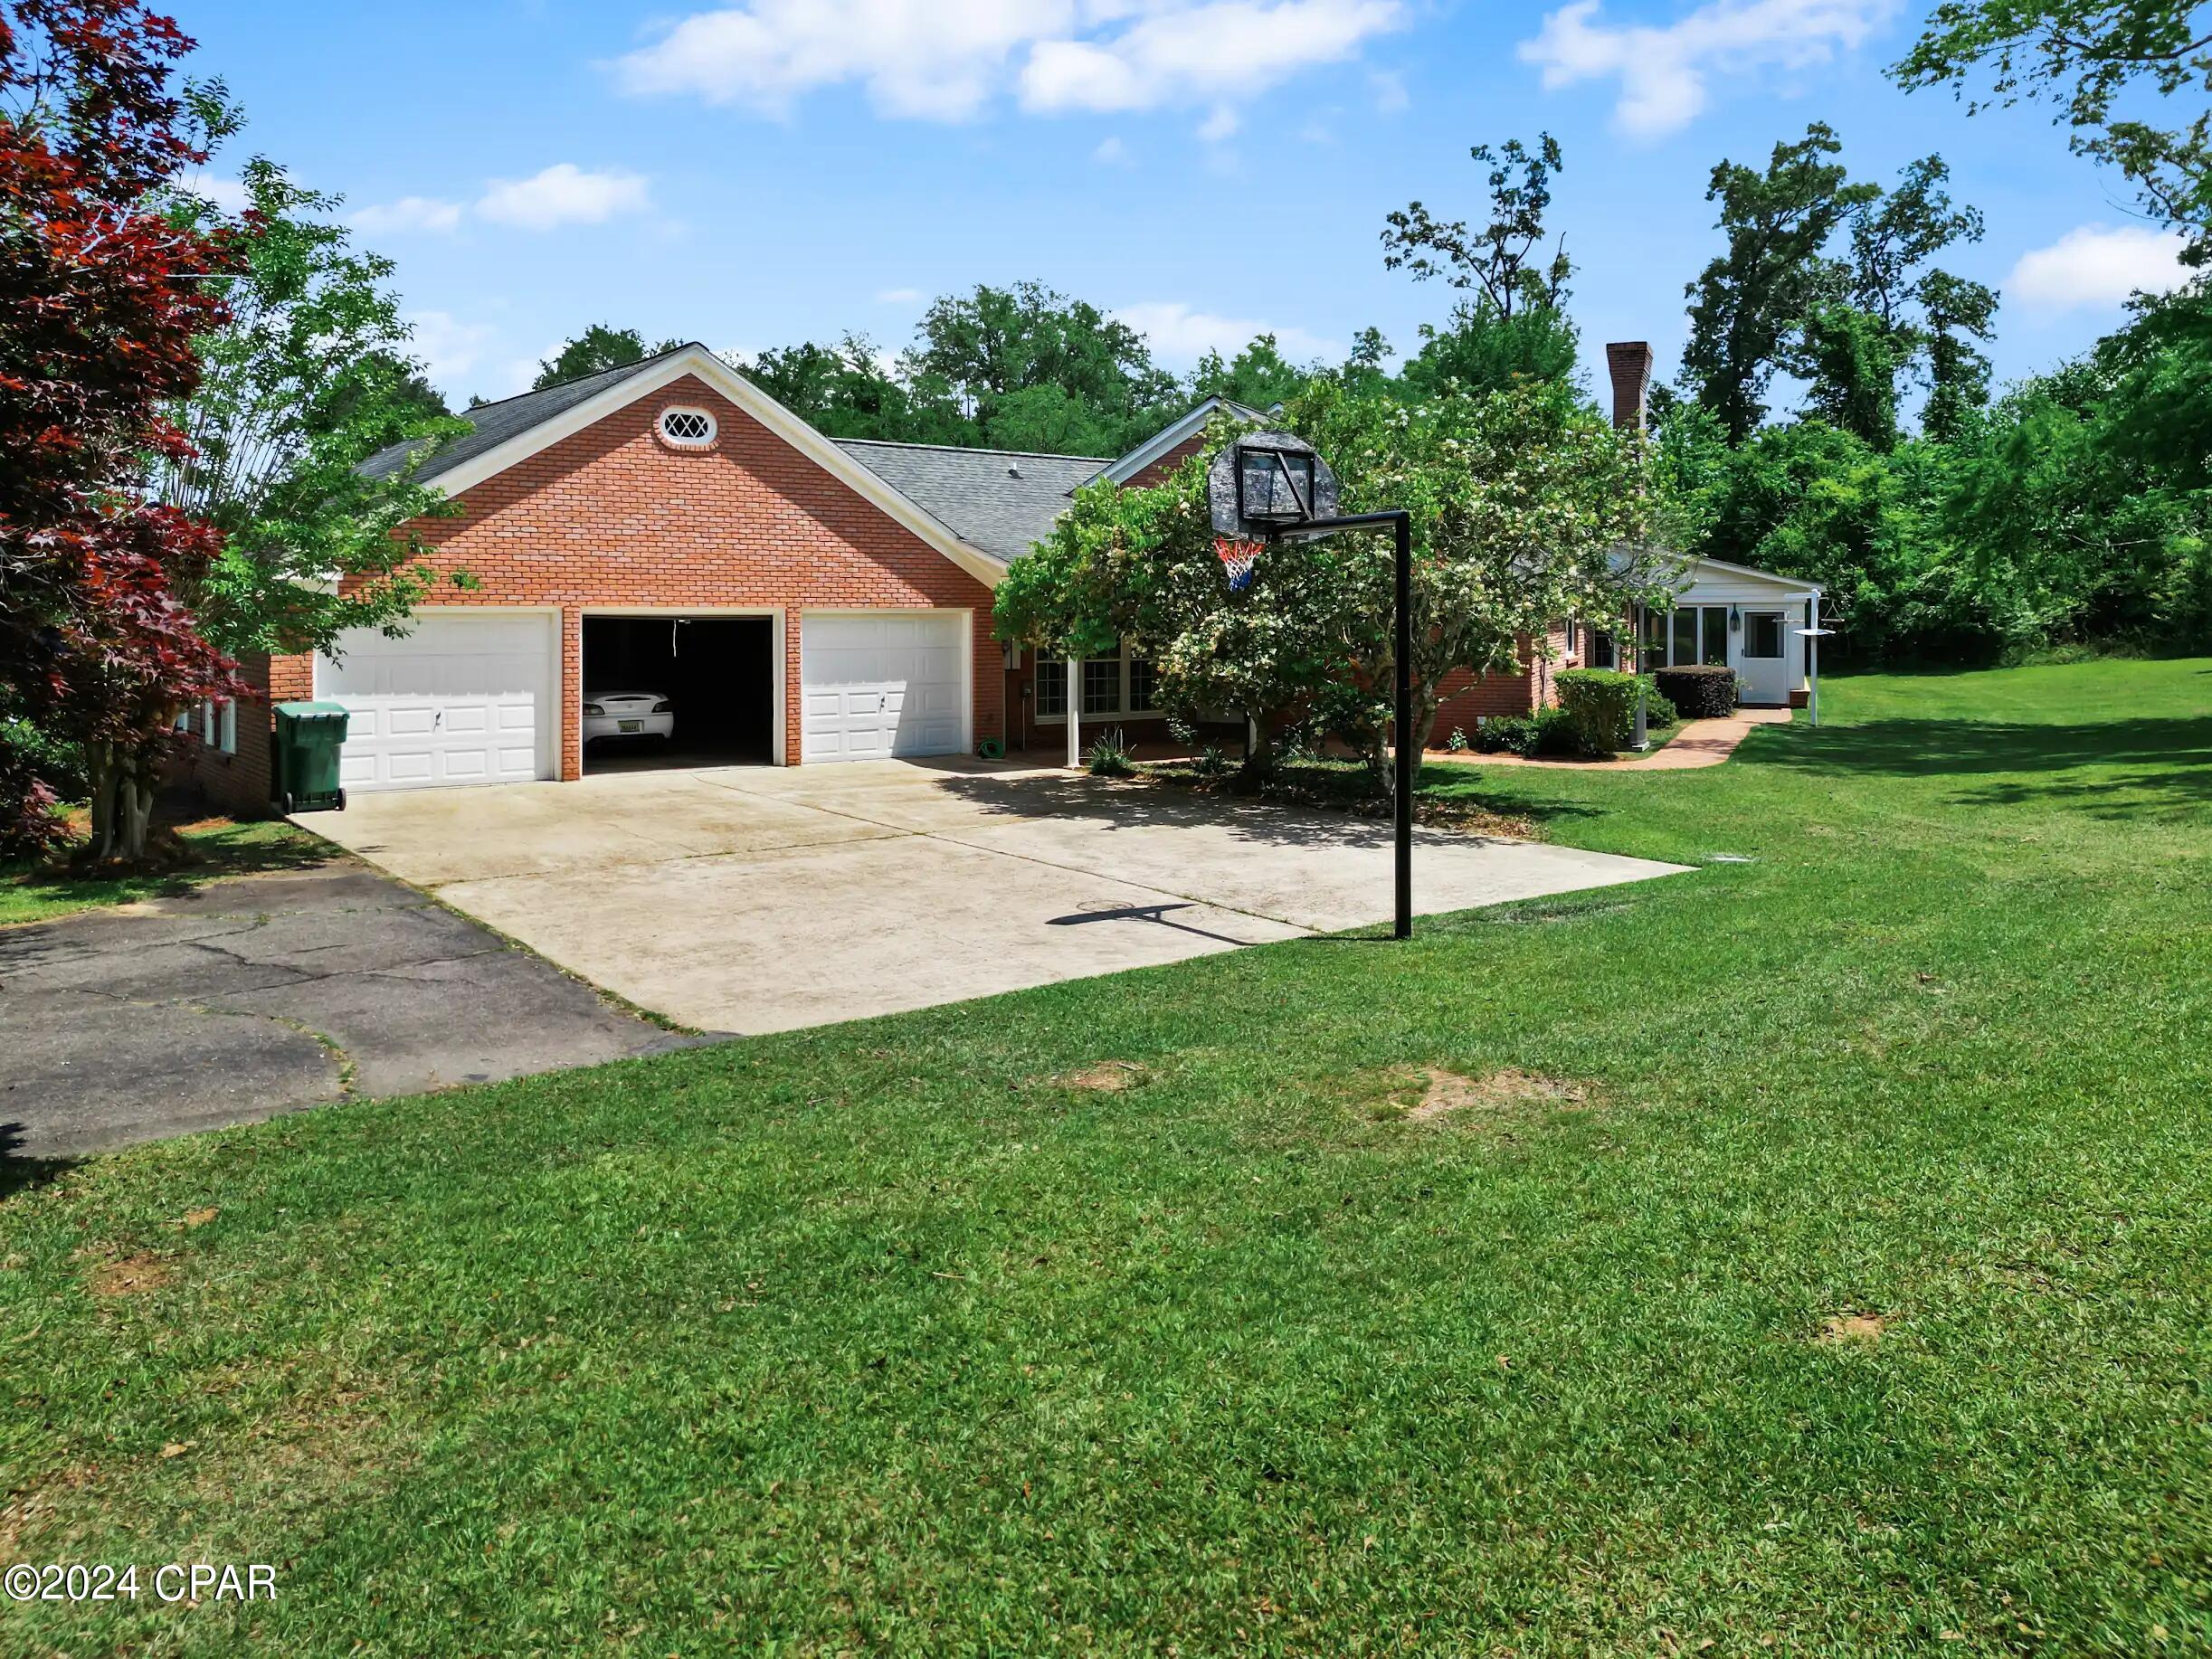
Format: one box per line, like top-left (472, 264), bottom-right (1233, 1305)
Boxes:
top-left (1214, 536), bottom-right (1264, 592)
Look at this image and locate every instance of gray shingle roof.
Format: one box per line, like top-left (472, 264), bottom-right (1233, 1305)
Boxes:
top-left (356, 346), bottom-right (694, 485)
top-left (834, 440), bottom-right (1107, 564)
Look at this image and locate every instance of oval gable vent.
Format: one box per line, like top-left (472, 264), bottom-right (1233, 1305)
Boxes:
top-left (659, 406), bottom-right (717, 448)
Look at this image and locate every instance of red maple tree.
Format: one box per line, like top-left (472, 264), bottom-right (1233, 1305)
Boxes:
top-left (1, 0), bottom-right (244, 861)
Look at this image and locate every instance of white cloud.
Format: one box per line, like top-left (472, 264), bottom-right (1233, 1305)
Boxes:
top-left (1520, 0), bottom-right (1896, 137)
top-left (2008, 223), bottom-right (2192, 313)
top-left (612, 0), bottom-right (1063, 118)
top-left (1369, 68), bottom-right (1407, 113)
top-left (476, 164), bottom-right (650, 231)
top-left (611, 0), bottom-right (1404, 124)
top-left (876, 286), bottom-right (924, 303)
top-left (406, 311), bottom-right (497, 389)
top-left (1197, 105), bottom-right (1239, 142)
top-left (173, 170), bottom-right (250, 212)
top-left (1093, 135), bottom-right (1129, 165)
top-left (352, 195), bottom-right (464, 235)
top-left (1115, 300), bottom-right (1340, 367)
top-left (1021, 0), bottom-right (1406, 116)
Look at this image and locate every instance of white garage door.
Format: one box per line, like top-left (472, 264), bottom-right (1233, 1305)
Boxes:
top-left (801, 611), bottom-right (966, 763)
top-left (317, 611), bottom-right (556, 792)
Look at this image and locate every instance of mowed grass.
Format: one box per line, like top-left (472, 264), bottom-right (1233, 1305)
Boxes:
top-left (0, 816), bottom-right (328, 927)
top-left (4, 659), bottom-right (2209, 1655)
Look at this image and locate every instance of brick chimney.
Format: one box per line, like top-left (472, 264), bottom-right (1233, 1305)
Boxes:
top-left (1605, 341), bottom-right (1654, 432)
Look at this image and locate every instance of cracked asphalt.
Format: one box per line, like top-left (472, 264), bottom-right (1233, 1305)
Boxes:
top-left (0, 862), bottom-right (698, 1161)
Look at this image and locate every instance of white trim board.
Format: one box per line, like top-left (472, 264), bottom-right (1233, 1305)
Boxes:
top-left (420, 346), bottom-right (1010, 591)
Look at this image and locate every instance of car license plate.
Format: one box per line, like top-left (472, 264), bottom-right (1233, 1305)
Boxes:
top-left (618, 719), bottom-right (642, 733)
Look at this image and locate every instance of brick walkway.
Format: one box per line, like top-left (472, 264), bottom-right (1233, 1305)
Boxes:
top-left (1428, 706), bottom-right (1794, 772)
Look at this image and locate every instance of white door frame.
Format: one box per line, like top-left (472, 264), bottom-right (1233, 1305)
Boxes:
top-left (798, 606), bottom-right (975, 762)
top-left (579, 605), bottom-right (786, 768)
top-left (311, 604), bottom-right (563, 786)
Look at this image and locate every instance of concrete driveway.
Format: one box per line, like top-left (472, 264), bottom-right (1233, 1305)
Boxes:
top-left (301, 760), bottom-right (1685, 1037)
top-left (0, 865), bottom-right (688, 1161)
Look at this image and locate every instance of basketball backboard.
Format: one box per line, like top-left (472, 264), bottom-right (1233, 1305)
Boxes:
top-left (1207, 431), bottom-right (1339, 541)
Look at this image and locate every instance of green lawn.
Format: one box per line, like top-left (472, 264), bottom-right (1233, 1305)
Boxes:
top-left (4, 659), bottom-right (2208, 1654)
top-left (0, 817), bottom-right (328, 927)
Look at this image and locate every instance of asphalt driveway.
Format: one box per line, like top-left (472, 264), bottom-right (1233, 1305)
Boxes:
top-left (0, 864), bottom-right (686, 1161)
top-left (301, 759), bottom-right (1686, 1036)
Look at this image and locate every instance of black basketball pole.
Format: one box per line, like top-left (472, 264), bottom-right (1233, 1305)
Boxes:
top-left (1392, 508), bottom-right (1412, 940)
top-left (1267, 507), bottom-right (1415, 939)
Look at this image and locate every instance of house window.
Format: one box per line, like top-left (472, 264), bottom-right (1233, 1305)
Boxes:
top-left (657, 406), bottom-right (717, 448)
top-left (1082, 657), bottom-right (1121, 716)
top-left (1588, 628), bottom-right (1616, 669)
top-left (1744, 611), bottom-right (1785, 659)
top-left (1643, 608), bottom-right (1668, 663)
top-left (1128, 657), bottom-right (1157, 713)
top-left (1671, 607), bottom-right (1697, 665)
top-left (1701, 607), bottom-right (1731, 666)
top-left (1034, 641), bottom-right (1160, 722)
top-left (1034, 655), bottom-right (1067, 718)
top-left (194, 698), bottom-right (236, 754)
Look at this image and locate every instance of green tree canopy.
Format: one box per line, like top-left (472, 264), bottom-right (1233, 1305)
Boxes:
top-left (1894, 0), bottom-right (2212, 261)
top-left (534, 324), bottom-right (681, 391)
top-left (157, 156), bottom-right (467, 662)
top-left (903, 281), bottom-right (1177, 453)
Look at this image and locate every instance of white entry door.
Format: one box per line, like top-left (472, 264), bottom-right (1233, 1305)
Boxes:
top-left (1738, 610), bottom-right (1791, 706)
top-left (800, 611), bottom-right (966, 763)
top-left (317, 611), bottom-right (556, 792)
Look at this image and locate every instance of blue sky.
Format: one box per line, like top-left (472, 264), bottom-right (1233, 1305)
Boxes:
top-left (179, 0), bottom-right (2193, 420)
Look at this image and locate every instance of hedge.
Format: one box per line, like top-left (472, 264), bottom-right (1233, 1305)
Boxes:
top-left (1554, 668), bottom-right (1647, 755)
top-left (1653, 664), bottom-right (1738, 720)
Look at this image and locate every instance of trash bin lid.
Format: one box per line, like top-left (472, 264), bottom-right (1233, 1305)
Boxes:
top-left (276, 700), bottom-right (350, 720)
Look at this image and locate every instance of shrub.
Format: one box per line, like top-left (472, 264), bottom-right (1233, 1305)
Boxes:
top-left (1086, 729), bottom-right (1133, 777)
top-left (0, 721), bottom-right (70, 861)
top-left (1531, 705), bottom-right (1580, 755)
top-left (1654, 664), bottom-right (1737, 720)
top-left (1194, 744), bottom-right (1235, 781)
top-left (1445, 725), bottom-right (1470, 753)
top-left (1644, 688), bottom-right (1679, 727)
top-left (1555, 668), bottom-right (1647, 755)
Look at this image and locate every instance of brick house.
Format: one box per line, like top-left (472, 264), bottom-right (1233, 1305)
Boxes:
top-left (187, 340), bottom-right (1813, 814)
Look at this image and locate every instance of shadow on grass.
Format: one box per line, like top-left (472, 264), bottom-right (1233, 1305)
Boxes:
top-left (3, 821), bottom-right (330, 919)
top-left (930, 763), bottom-right (1600, 846)
top-left (0, 1121), bottom-right (73, 1203)
top-left (1748, 714), bottom-right (2212, 818)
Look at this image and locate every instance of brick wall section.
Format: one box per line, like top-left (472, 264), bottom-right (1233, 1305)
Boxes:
top-left (1123, 432), bottom-right (1208, 490)
top-left (195, 374), bottom-right (1000, 811)
top-left (186, 650), bottom-right (310, 814)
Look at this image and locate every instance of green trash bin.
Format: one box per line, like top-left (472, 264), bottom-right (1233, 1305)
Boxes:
top-left (273, 701), bottom-right (350, 814)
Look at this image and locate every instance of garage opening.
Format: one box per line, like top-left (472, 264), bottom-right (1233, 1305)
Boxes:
top-left (582, 615), bottom-right (775, 773)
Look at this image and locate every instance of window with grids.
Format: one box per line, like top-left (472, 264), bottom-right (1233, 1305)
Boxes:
top-left (658, 406), bottom-right (716, 447)
top-left (1082, 658), bottom-right (1121, 716)
top-left (1035, 656), bottom-right (1066, 717)
top-left (1128, 657), bottom-right (1157, 712)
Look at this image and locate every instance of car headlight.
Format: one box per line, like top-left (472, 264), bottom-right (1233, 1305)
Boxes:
top-left (651, 700), bottom-right (672, 713)
top-left (583, 702), bottom-right (603, 716)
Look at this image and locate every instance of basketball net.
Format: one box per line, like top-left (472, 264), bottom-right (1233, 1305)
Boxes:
top-left (1214, 535), bottom-right (1264, 593)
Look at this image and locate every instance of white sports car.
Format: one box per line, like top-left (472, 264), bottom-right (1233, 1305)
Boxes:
top-left (583, 690), bottom-right (675, 744)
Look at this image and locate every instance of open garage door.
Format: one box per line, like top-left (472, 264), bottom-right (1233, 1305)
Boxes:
top-left (582, 614), bottom-right (775, 773)
top-left (318, 611), bottom-right (555, 792)
top-left (801, 611), bottom-right (967, 763)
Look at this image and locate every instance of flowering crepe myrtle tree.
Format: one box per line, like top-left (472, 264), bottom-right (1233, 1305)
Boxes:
top-left (996, 378), bottom-right (1678, 792)
top-left (0, 0), bottom-right (246, 862)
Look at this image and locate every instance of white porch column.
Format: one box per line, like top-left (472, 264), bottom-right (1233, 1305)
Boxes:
top-left (1065, 655), bottom-right (1081, 767)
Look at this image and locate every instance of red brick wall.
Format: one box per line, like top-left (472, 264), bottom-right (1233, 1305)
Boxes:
top-left (1123, 432), bottom-right (1208, 490)
top-left (199, 374), bottom-right (1000, 811)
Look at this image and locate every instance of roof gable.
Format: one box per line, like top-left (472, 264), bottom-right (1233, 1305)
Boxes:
top-left (1085, 394), bottom-right (1273, 488)
top-left (359, 345), bottom-right (1011, 588)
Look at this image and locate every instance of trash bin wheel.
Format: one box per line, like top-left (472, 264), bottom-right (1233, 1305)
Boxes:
top-left (335, 789), bottom-right (347, 812)
top-left (280, 790), bottom-right (295, 816)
